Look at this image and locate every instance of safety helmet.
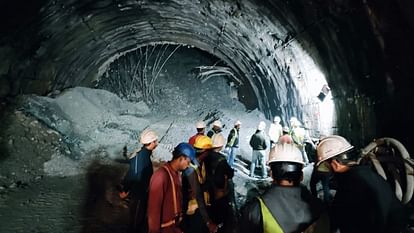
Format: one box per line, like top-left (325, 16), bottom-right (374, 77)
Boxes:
top-left (212, 120), bottom-right (222, 128)
top-left (140, 129), bottom-right (158, 144)
top-left (268, 143), bottom-right (304, 165)
top-left (211, 133), bottom-right (226, 148)
top-left (234, 120), bottom-right (242, 126)
top-left (282, 126), bottom-right (290, 133)
top-left (196, 121), bottom-right (206, 129)
top-left (316, 135), bottom-right (354, 166)
top-left (173, 142), bottom-right (196, 162)
top-left (290, 117), bottom-right (301, 127)
top-left (257, 121), bottom-right (266, 131)
top-left (274, 116), bottom-right (281, 123)
top-left (193, 135), bottom-right (213, 150)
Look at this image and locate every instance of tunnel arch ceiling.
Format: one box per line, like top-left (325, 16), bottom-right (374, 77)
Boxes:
top-left (3, 0), bottom-right (393, 148)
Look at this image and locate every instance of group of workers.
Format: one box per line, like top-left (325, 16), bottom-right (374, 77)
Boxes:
top-left (118, 117), bottom-right (409, 233)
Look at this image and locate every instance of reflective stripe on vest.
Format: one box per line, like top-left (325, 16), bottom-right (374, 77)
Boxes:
top-left (257, 197), bottom-right (284, 233)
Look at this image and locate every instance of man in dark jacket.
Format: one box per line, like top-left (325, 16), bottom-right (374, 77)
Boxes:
top-left (316, 135), bottom-right (407, 233)
top-left (240, 144), bottom-right (328, 233)
top-left (121, 129), bottom-right (158, 233)
top-left (206, 134), bottom-right (235, 233)
top-left (249, 121), bottom-right (268, 178)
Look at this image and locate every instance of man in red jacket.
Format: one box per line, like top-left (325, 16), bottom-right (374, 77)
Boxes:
top-left (147, 143), bottom-right (195, 233)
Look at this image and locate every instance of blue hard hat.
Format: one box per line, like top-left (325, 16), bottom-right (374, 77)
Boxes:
top-left (173, 142), bottom-right (196, 162)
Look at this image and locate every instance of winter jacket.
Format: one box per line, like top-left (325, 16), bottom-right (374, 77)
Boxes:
top-left (331, 165), bottom-right (407, 233)
top-left (249, 130), bottom-right (267, 150)
top-left (123, 146), bottom-right (153, 199)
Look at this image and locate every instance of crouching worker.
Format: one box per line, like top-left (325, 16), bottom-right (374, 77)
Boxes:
top-left (147, 143), bottom-right (195, 233)
top-left (240, 143), bottom-right (328, 233)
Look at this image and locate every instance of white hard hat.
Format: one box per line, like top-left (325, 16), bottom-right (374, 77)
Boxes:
top-left (268, 143), bottom-right (304, 165)
top-left (212, 120), bottom-right (222, 128)
top-left (257, 121), bottom-right (266, 131)
top-left (140, 129), bottom-right (158, 144)
top-left (211, 133), bottom-right (226, 148)
top-left (316, 135), bottom-right (354, 166)
top-left (290, 117), bottom-right (301, 127)
top-left (196, 121), bottom-right (206, 129)
top-left (274, 116), bottom-right (281, 122)
top-left (234, 120), bottom-right (242, 126)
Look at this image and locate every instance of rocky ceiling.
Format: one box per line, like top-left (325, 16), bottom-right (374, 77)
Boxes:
top-left (0, 0), bottom-right (413, 151)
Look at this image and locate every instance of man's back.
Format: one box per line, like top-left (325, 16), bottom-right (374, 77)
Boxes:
top-left (240, 184), bottom-right (326, 233)
top-left (332, 165), bottom-right (406, 233)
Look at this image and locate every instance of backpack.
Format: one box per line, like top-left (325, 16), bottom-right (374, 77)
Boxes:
top-left (359, 137), bottom-right (414, 204)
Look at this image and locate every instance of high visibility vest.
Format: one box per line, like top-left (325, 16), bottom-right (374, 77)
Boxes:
top-left (257, 197), bottom-right (284, 233)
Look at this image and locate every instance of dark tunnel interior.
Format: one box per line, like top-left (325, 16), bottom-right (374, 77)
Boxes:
top-left (0, 0), bottom-right (414, 232)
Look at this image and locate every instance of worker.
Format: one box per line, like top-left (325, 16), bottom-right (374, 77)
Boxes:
top-left (121, 129), bottom-right (158, 233)
top-left (147, 142), bottom-right (194, 233)
top-left (268, 116), bottom-right (283, 147)
top-left (316, 135), bottom-right (407, 233)
top-left (289, 117), bottom-right (309, 164)
top-left (240, 143), bottom-right (328, 233)
top-left (225, 120), bottom-right (241, 169)
top-left (182, 135), bottom-right (218, 233)
top-left (249, 121), bottom-right (268, 178)
top-left (189, 120), bottom-right (206, 146)
top-left (206, 133), bottom-right (235, 233)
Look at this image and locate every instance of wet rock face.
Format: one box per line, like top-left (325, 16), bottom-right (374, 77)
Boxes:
top-left (0, 1), bottom-right (413, 151)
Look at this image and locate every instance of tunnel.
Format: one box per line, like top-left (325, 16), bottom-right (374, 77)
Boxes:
top-left (0, 0), bottom-right (413, 232)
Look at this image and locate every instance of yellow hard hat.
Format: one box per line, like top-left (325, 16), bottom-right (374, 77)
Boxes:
top-left (193, 135), bottom-right (213, 150)
top-left (316, 135), bottom-right (354, 166)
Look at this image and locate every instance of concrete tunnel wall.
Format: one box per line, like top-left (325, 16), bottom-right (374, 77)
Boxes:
top-left (0, 0), bottom-right (413, 152)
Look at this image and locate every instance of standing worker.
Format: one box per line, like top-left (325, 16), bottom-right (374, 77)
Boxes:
top-left (268, 116), bottom-right (283, 148)
top-left (249, 121), bottom-right (268, 178)
top-left (290, 117), bottom-right (308, 164)
top-left (240, 143), bottom-right (328, 233)
top-left (316, 135), bottom-right (407, 233)
top-left (189, 121), bottom-right (206, 146)
top-left (225, 120), bottom-right (241, 169)
top-left (121, 129), bottom-right (158, 233)
top-left (147, 142), bottom-right (195, 233)
top-left (206, 134), bottom-right (235, 233)
top-left (182, 136), bottom-right (218, 233)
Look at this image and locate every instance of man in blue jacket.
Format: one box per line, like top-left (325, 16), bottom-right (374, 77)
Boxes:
top-left (121, 129), bottom-right (158, 233)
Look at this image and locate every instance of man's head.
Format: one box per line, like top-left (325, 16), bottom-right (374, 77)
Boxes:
top-left (234, 120), bottom-right (241, 129)
top-left (316, 135), bottom-right (356, 173)
top-left (172, 142), bottom-right (195, 171)
top-left (257, 121), bottom-right (266, 131)
top-left (290, 117), bottom-right (301, 128)
top-left (212, 120), bottom-right (222, 131)
top-left (273, 116), bottom-right (281, 123)
top-left (196, 121), bottom-right (206, 133)
top-left (268, 144), bottom-right (304, 185)
top-left (282, 126), bottom-right (290, 134)
top-left (140, 129), bottom-right (158, 150)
